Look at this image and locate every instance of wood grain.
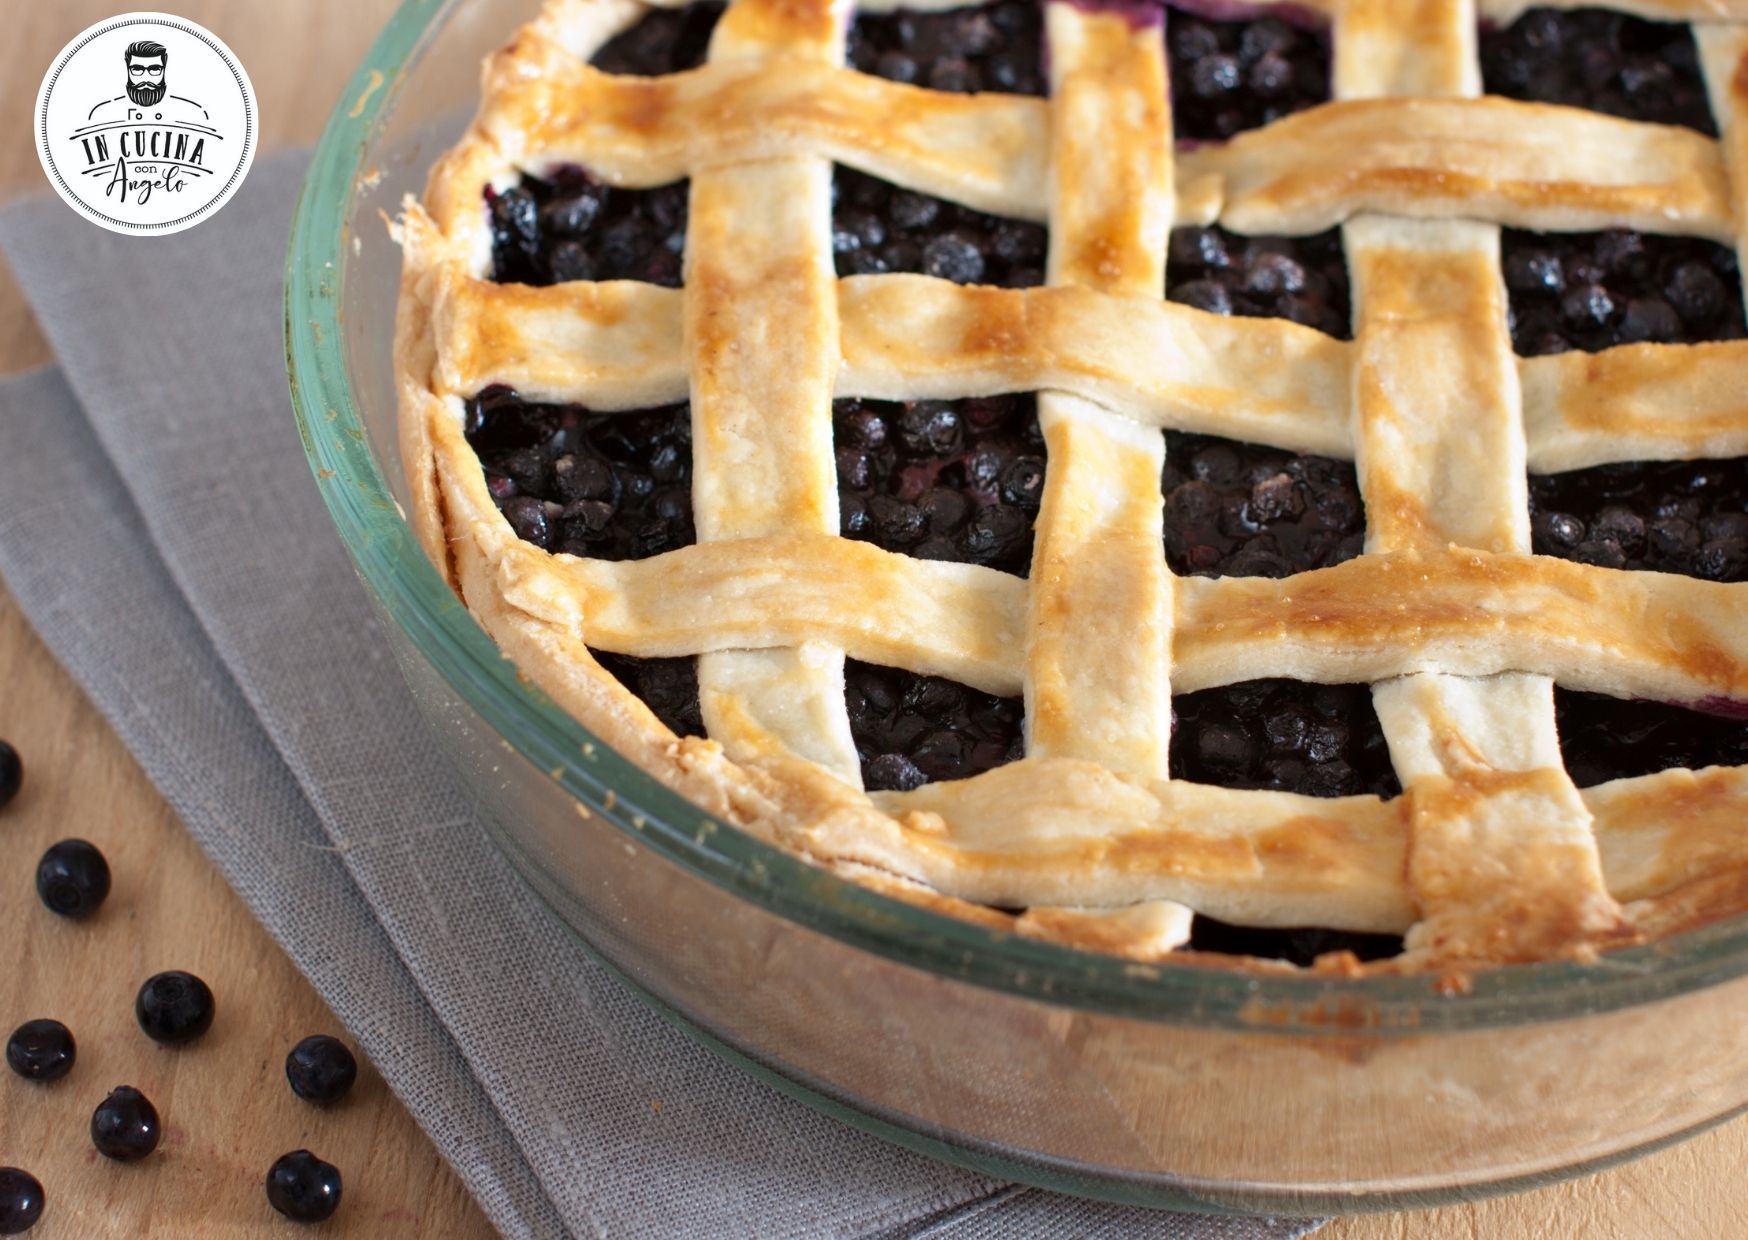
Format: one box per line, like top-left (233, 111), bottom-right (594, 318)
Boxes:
top-left (0, 0), bottom-right (1735, 1236)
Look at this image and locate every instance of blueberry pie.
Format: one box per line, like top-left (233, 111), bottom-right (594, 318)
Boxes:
top-left (396, 0), bottom-right (1748, 974)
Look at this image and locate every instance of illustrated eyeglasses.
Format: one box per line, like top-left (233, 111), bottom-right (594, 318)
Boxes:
top-left (128, 65), bottom-right (165, 77)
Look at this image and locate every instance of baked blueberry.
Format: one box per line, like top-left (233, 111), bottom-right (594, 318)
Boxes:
top-left (1170, 678), bottom-right (1405, 964)
top-left (846, 660), bottom-right (1023, 790)
top-left (1162, 432), bottom-right (1365, 578)
top-left (0, 1167), bottom-right (43, 1235)
top-left (1167, 9), bottom-right (1332, 141)
top-left (1171, 679), bottom-right (1400, 800)
top-left (834, 168), bottom-right (1046, 287)
top-left (834, 394), bottom-right (1044, 576)
top-left (1529, 457), bottom-right (1748, 583)
top-left (591, 1), bottom-right (723, 75)
top-left (1502, 229), bottom-right (1745, 355)
top-left (34, 839), bottom-right (110, 920)
top-left (488, 170), bottom-right (688, 288)
top-left (465, 389), bottom-right (695, 563)
top-left (90, 1086), bottom-right (161, 1161)
top-left (848, 0), bottom-right (1045, 97)
top-left (1480, 7), bottom-right (1718, 135)
top-left (134, 970), bottom-right (215, 1045)
top-left (0, 740), bottom-right (20, 810)
top-left (593, 653), bottom-right (705, 739)
top-left (1557, 690), bottom-right (1748, 788)
top-left (266, 1151), bottom-right (343, 1224)
top-left (285, 1035), bottom-right (358, 1105)
top-left (5, 1020), bottom-right (75, 1083)
top-left (1167, 227), bottom-right (1352, 338)
top-left (1189, 916), bottom-right (1403, 967)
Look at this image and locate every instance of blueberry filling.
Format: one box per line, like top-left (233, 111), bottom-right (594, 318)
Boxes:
top-left (465, 387), bottom-right (695, 562)
top-left (594, 652), bottom-right (707, 739)
top-left (488, 169), bottom-right (687, 288)
top-left (1480, 7), bottom-right (1718, 136)
top-left (1529, 457), bottom-right (1748, 582)
top-left (591, 1), bottom-right (724, 76)
top-left (847, 659), bottom-right (1024, 791)
top-left (1171, 679), bottom-right (1401, 799)
top-left (848, 0), bottom-right (1046, 96)
top-left (1502, 229), bottom-right (1745, 356)
top-left (1162, 431), bottom-right (1364, 579)
top-left (833, 168), bottom-right (1047, 286)
top-left (1167, 226), bottom-right (1352, 339)
top-left (1171, 684), bottom-right (1399, 967)
top-left (836, 394), bottom-right (1044, 575)
top-left (1166, 9), bottom-right (1331, 142)
top-left (1188, 916), bottom-right (1404, 967)
top-left (1557, 688), bottom-right (1748, 787)
top-left (485, 0), bottom-right (724, 286)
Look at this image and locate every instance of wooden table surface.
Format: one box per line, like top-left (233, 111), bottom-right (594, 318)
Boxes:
top-left (0, 1), bottom-right (1736, 1236)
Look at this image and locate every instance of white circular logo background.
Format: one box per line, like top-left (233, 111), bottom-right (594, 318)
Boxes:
top-left (36, 12), bottom-right (256, 236)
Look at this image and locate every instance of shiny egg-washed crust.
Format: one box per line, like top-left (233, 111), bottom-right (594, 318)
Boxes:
top-left (397, 0), bottom-right (1748, 973)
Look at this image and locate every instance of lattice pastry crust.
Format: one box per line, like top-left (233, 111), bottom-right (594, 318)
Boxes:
top-left (397, 0), bottom-right (1748, 973)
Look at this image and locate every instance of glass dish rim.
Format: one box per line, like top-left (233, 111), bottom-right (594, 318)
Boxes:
top-left (284, 0), bottom-right (1748, 1037)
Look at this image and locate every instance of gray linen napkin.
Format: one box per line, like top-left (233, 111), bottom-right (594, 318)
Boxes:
top-left (0, 151), bottom-right (1323, 1239)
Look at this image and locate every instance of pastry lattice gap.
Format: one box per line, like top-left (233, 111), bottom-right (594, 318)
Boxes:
top-left (454, 0), bottom-right (1748, 970)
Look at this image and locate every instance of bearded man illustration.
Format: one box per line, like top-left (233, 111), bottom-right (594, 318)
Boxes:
top-left (126, 40), bottom-right (167, 106)
top-left (86, 40), bottom-right (211, 126)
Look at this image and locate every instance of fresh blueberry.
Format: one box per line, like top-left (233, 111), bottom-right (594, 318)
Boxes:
top-left (266, 1151), bottom-right (343, 1224)
top-left (0, 741), bottom-right (20, 810)
top-left (6, 1020), bottom-right (74, 1083)
top-left (285, 1035), bottom-right (358, 1105)
top-left (34, 840), bottom-right (110, 920)
top-left (90, 1086), bottom-right (161, 1161)
top-left (0, 1168), bottom-right (42, 1235)
top-left (135, 970), bottom-right (215, 1045)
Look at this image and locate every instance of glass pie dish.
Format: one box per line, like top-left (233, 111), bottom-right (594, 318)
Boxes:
top-left (286, 0), bottom-right (1748, 1214)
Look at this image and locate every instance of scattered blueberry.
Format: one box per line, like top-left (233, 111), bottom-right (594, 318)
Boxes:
top-left (1557, 689), bottom-right (1748, 788)
top-left (134, 970), bottom-right (215, 1045)
top-left (0, 1168), bottom-right (42, 1235)
top-left (848, 0), bottom-right (1044, 96)
top-left (1529, 457), bottom-right (1748, 583)
top-left (1502, 229), bottom-right (1745, 355)
top-left (34, 839), bottom-right (110, 920)
top-left (846, 660), bottom-right (1023, 790)
top-left (0, 741), bottom-right (20, 810)
top-left (285, 1035), bottom-right (358, 1105)
top-left (1170, 679), bottom-right (1400, 800)
top-left (5, 1020), bottom-right (75, 1083)
top-left (266, 1151), bottom-right (343, 1224)
top-left (833, 168), bottom-right (1045, 287)
top-left (1167, 226), bottom-right (1351, 338)
top-left (835, 394), bottom-right (1044, 575)
top-left (1167, 10), bottom-right (1331, 140)
top-left (1162, 432), bottom-right (1365, 578)
top-left (1481, 7), bottom-right (1718, 135)
top-left (90, 1086), bottom-right (161, 1161)
top-left (591, 1), bottom-right (723, 75)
